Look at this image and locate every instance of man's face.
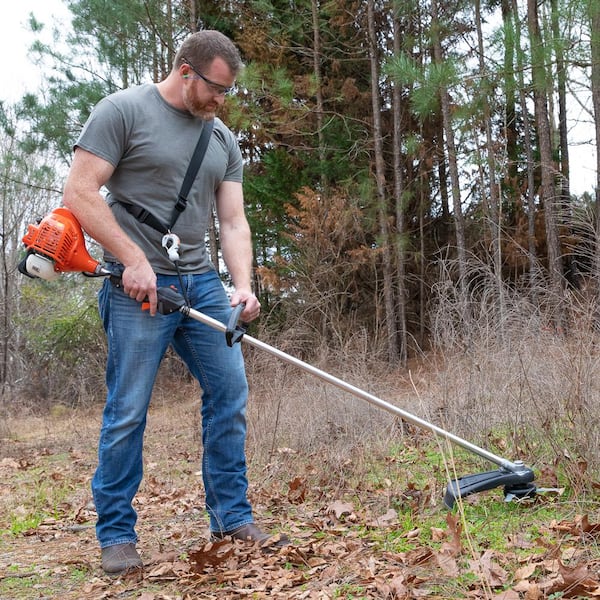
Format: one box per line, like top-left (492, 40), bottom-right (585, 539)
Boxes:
top-left (181, 57), bottom-right (235, 120)
top-left (182, 84), bottom-right (219, 120)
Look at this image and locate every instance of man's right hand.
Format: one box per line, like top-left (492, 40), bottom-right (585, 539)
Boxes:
top-left (122, 261), bottom-right (158, 316)
top-left (63, 148), bottom-right (159, 314)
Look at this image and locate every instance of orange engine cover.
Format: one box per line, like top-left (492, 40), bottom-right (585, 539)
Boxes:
top-left (22, 207), bottom-right (101, 274)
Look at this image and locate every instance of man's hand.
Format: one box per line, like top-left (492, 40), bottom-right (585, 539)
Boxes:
top-left (122, 261), bottom-right (158, 315)
top-left (231, 290), bottom-right (261, 322)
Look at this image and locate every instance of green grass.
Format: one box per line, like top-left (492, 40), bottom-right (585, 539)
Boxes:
top-left (0, 570), bottom-right (45, 599)
top-left (4, 513), bottom-right (46, 536)
top-left (0, 451), bottom-right (76, 537)
top-left (332, 584), bottom-right (368, 598)
top-left (0, 565), bottom-right (94, 600)
top-left (310, 435), bottom-right (600, 565)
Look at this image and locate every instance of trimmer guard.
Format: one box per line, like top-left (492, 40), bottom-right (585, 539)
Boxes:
top-left (444, 464), bottom-right (536, 508)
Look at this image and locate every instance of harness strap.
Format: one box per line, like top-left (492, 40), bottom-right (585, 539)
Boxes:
top-left (122, 204), bottom-right (169, 234)
top-left (118, 119), bottom-right (215, 234)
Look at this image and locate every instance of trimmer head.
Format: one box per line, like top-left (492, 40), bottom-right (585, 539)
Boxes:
top-left (444, 463), bottom-right (536, 508)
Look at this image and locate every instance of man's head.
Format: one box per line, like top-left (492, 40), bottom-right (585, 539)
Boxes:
top-left (175, 30), bottom-right (243, 79)
top-left (174, 30), bottom-right (243, 119)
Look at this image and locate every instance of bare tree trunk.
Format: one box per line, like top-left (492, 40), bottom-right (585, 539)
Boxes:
top-left (189, 0), bottom-right (196, 31)
top-left (166, 0), bottom-right (174, 67)
top-left (475, 0), bottom-right (504, 315)
top-left (527, 0), bottom-right (563, 304)
top-left (589, 0), bottom-right (600, 286)
top-left (511, 0), bottom-right (539, 292)
top-left (431, 0), bottom-right (468, 296)
top-left (501, 0), bottom-right (519, 193)
top-left (0, 131), bottom-right (21, 396)
top-left (392, 11), bottom-right (408, 365)
top-left (419, 183), bottom-right (426, 346)
top-left (437, 119), bottom-right (450, 222)
top-left (367, 0), bottom-right (398, 362)
top-left (311, 0), bottom-right (327, 192)
top-left (551, 0), bottom-right (570, 204)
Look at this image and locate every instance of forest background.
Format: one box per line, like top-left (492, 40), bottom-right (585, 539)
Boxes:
top-left (2, 0), bottom-right (599, 419)
top-left (1, 0), bottom-right (600, 597)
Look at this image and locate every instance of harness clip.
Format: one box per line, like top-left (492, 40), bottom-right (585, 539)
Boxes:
top-left (162, 233), bottom-right (181, 262)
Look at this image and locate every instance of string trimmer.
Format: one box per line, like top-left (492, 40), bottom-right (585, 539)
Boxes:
top-left (20, 207), bottom-right (538, 508)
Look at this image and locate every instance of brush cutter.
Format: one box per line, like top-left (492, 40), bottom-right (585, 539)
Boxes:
top-left (19, 207), bottom-right (538, 508)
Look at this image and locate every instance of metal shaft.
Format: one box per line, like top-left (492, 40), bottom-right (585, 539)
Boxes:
top-left (185, 306), bottom-right (520, 473)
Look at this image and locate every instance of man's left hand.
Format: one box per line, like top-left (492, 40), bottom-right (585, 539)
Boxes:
top-left (231, 291), bottom-right (261, 322)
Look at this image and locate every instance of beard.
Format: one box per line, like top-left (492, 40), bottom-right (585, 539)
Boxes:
top-left (182, 86), bottom-right (217, 120)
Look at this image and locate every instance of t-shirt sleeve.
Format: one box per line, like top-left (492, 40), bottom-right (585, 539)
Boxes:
top-left (222, 128), bottom-right (244, 183)
top-left (74, 97), bottom-right (128, 168)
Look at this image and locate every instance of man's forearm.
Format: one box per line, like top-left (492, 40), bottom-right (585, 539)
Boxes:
top-left (220, 221), bottom-right (254, 292)
top-left (64, 190), bottom-right (147, 269)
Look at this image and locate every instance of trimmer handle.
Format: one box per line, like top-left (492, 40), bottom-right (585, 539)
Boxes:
top-left (137, 282), bottom-right (248, 346)
top-left (138, 286), bottom-right (187, 314)
top-left (156, 286), bottom-right (187, 314)
top-left (226, 303), bottom-right (248, 346)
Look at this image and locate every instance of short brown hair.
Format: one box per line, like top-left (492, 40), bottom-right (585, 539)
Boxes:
top-left (175, 31), bottom-right (243, 76)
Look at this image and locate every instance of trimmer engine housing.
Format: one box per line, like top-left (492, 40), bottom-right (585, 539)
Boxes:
top-left (19, 207), bottom-right (107, 279)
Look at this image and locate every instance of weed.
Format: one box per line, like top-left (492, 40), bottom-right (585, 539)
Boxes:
top-left (68, 567), bottom-right (90, 583)
top-left (332, 583), bottom-right (368, 598)
top-left (6, 513), bottom-right (45, 536)
top-left (0, 572), bottom-right (44, 599)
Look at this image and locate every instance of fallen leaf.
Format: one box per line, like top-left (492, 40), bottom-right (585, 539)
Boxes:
top-left (287, 476), bottom-right (308, 503)
top-left (435, 552), bottom-right (459, 577)
top-left (469, 550), bottom-right (508, 588)
top-left (556, 559), bottom-right (599, 596)
top-left (575, 514), bottom-right (600, 535)
top-left (440, 511), bottom-right (462, 556)
top-left (327, 500), bottom-right (355, 520)
top-left (514, 563), bottom-right (537, 580)
top-left (404, 527), bottom-right (421, 539)
top-left (366, 508), bottom-right (398, 528)
top-left (188, 540), bottom-right (235, 573)
top-left (550, 514), bottom-right (600, 537)
top-left (524, 582), bottom-right (544, 599)
top-left (493, 591), bottom-right (520, 599)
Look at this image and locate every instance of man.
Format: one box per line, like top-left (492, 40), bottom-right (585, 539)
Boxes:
top-left (63, 30), bottom-right (282, 575)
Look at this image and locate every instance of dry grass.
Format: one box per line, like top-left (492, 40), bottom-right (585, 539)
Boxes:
top-left (5, 282), bottom-right (600, 493)
top-left (425, 273), bottom-right (600, 492)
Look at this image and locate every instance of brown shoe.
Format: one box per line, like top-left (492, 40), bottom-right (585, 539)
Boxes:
top-left (101, 542), bottom-right (143, 574)
top-left (212, 523), bottom-right (290, 547)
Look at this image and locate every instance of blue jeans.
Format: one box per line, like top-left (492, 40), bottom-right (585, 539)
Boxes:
top-left (93, 269), bottom-right (253, 548)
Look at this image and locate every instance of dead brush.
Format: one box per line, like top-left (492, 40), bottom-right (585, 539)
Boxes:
top-left (242, 334), bottom-right (410, 493)
top-left (427, 262), bottom-right (600, 496)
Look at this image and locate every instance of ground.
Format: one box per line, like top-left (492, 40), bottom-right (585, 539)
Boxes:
top-left (2, 391), bottom-right (600, 599)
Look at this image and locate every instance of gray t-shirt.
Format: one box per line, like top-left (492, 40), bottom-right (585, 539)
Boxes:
top-left (75, 84), bottom-right (244, 273)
